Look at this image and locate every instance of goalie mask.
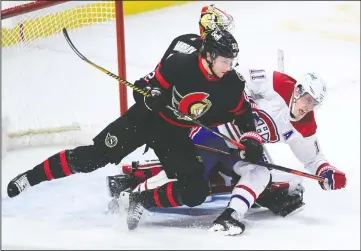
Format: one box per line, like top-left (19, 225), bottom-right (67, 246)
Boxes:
top-left (199, 4), bottom-right (235, 37)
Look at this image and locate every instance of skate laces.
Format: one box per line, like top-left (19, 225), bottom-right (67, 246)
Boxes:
top-left (14, 175), bottom-right (30, 192)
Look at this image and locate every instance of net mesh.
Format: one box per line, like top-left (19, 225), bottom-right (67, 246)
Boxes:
top-left (2, 1), bottom-right (117, 51)
top-left (2, 1), bottom-right (122, 150)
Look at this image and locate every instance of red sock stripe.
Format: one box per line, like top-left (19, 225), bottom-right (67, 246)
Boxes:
top-left (236, 184), bottom-right (257, 202)
top-left (43, 159), bottom-right (54, 180)
top-left (59, 151), bottom-right (72, 176)
top-left (166, 182), bottom-right (179, 207)
top-left (153, 187), bottom-right (163, 208)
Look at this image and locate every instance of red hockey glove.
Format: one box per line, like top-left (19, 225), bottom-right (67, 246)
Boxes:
top-left (316, 164), bottom-right (347, 190)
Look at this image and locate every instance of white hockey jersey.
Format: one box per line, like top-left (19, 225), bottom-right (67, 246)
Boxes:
top-left (218, 68), bottom-right (329, 175)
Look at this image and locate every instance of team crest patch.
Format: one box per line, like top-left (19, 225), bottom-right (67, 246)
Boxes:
top-left (105, 133), bottom-right (118, 148)
top-left (253, 110), bottom-right (280, 143)
top-left (172, 87), bottom-right (212, 120)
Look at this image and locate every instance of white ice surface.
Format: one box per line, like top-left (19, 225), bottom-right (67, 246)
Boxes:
top-left (2, 1), bottom-right (360, 249)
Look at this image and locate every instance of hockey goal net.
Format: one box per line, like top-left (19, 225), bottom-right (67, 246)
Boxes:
top-left (2, 1), bottom-right (128, 154)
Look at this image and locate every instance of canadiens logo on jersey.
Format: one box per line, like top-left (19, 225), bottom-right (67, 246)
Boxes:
top-left (253, 109), bottom-right (280, 143)
top-left (172, 87), bottom-right (212, 120)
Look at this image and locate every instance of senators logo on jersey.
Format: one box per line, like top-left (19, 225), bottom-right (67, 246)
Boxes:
top-left (172, 87), bottom-right (212, 120)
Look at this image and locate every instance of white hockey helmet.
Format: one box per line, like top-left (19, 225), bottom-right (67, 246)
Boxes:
top-left (295, 72), bottom-right (328, 108)
top-left (289, 72), bottom-right (328, 121)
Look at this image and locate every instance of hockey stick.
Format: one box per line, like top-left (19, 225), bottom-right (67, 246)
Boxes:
top-left (62, 29), bottom-right (150, 98)
top-left (62, 28), bottom-right (324, 183)
top-left (125, 143), bottom-right (325, 182)
top-left (62, 27), bottom-right (246, 151)
top-left (277, 49), bottom-right (284, 73)
top-left (195, 144), bottom-right (325, 182)
top-left (195, 144), bottom-right (231, 155)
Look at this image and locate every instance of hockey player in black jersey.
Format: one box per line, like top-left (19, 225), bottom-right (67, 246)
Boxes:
top-left (7, 29), bottom-right (264, 231)
top-left (126, 29), bottom-right (264, 230)
top-left (105, 3), bottom-right (237, 199)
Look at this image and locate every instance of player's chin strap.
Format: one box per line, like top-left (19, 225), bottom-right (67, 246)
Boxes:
top-left (289, 94), bottom-right (299, 122)
top-left (289, 84), bottom-right (306, 122)
top-left (206, 57), bottom-right (220, 80)
top-left (62, 28), bottom-right (325, 184)
top-left (289, 101), bottom-right (298, 122)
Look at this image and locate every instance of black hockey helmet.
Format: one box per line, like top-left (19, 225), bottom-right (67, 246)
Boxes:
top-left (200, 28), bottom-right (239, 59)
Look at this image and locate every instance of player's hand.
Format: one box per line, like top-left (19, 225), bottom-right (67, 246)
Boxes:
top-left (238, 131), bottom-right (264, 163)
top-left (316, 164), bottom-right (347, 190)
top-left (144, 87), bottom-right (166, 112)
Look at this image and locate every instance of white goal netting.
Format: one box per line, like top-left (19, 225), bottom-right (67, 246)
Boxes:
top-left (2, 1), bottom-right (124, 155)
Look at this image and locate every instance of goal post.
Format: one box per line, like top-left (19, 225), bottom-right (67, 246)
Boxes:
top-left (1, 1), bottom-right (128, 152)
top-left (114, 2), bottom-right (128, 115)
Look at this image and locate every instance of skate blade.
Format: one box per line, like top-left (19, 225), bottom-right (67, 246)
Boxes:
top-left (127, 215), bottom-right (142, 231)
top-left (107, 198), bottom-right (120, 214)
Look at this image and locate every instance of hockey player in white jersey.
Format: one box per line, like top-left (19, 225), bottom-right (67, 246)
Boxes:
top-left (209, 69), bottom-right (347, 235)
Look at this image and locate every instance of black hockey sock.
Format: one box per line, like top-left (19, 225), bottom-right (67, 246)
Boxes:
top-left (141, 181), bottom-right (183, 208)
top-left (27, 150), bottom-right (74, 186)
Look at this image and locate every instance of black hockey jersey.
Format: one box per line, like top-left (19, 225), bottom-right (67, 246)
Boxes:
top-left (136, 53), bottom-right (249, 128)
top-left (159, 33), bottom-right (203, 64)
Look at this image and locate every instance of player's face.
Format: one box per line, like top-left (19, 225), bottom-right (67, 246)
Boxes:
top-left (293, 89), bottom-right (319, 120)
top-left (212, 55), bottom-right (237, 78)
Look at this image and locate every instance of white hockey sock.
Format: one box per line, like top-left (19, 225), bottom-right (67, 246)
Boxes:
top-left (229, 184), bottom-right (257, 217)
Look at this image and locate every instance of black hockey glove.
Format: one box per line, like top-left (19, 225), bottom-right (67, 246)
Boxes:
top-left (238, 131), bottom-right (264, 163)
top-left (144, 87), bottom-right (167, 112)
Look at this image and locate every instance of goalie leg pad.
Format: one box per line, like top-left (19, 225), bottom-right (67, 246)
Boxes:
top-left (256, 182), bottom-right (305, 217)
